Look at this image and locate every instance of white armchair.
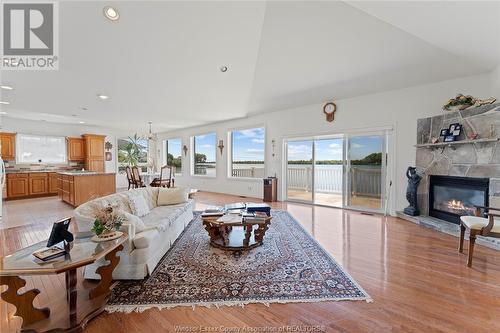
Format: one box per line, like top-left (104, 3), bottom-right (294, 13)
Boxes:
top-left (459, 206), bottom-right (500, 267)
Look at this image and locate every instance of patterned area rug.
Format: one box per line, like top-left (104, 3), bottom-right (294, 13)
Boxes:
top-left (107, 210), bottom-right (371, 312)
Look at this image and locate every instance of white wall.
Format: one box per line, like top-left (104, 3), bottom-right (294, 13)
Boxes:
top-left (158, 73), bottom-right (492, 214)
top-left (0, 117), bottom-right (120, 177)
top-left (491, 65), bottom-right (500, 98)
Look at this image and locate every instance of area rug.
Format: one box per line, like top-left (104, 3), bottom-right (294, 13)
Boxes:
top-left (106, 210), bottom-right (371, 312)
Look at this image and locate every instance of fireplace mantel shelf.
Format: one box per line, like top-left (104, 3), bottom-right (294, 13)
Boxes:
top-left (415, 138), bottom-right (499, 149)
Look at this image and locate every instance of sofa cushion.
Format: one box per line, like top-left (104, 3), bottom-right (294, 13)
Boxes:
top-left (121, 211), bottom-right (146, 233)
top-left (133, 229), bottom-right (160, 249)
top-left (141, 202), bottom-right (191, 231)
top-left (129, 195), bottom-right (150, 217)
top-left (157, 187), bottom-right (189, 206)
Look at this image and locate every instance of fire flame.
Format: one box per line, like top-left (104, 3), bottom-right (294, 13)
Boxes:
top-left (447, 199), bottom-right (465, 211)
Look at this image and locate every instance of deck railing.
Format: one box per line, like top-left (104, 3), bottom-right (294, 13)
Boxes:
top-left (231, 167), bottom-right (265, 178)
top-left (286, 166), bottom-right (381, 197)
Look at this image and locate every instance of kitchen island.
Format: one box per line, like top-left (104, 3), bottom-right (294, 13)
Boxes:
top-left (57, 172), bottom-right (116, 207)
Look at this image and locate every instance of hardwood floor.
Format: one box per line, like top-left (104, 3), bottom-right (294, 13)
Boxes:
top-left (1, 192), bottom-right (500, 332)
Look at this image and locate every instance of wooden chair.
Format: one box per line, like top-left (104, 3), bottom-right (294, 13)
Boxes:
top-left (150, 165), bottom-right (175, 188)
top-left (125, 166), bottom-right (135, 190)
top-left (459, 205), bottom-right (500, 267)
top-left (131, 166), bottom-right (146, 188)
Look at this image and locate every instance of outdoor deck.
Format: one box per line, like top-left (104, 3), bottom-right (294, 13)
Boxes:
top-left (287, 190), bottom-right (381, 209)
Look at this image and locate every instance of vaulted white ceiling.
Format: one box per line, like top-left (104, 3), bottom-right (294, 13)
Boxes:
top-left (1, 1), bottom-right (499, 132)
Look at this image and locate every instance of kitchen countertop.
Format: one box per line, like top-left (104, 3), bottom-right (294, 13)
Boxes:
top-left (57, 172), bottom-right (116, 176)
top-left (6, 170), bottom-right (72, 174)
top-left (6, 170), bottom-right (116, 176)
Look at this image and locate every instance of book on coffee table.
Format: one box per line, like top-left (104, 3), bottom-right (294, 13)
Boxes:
top-left (201, 206), bottom-right (224, 217)
top-left (224, 202), bottom-right (246, 211)
top-left (33, 246), bottom-right (66, 261)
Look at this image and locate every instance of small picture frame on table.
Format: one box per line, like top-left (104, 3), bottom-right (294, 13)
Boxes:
top-left (439, 129), bottom-right (449, 137)
top-left (448, 123), bottom-right (462, 137)
top-left (444, 135), bottom-right (456, 142)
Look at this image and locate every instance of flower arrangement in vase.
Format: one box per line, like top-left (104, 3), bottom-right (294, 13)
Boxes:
top-left (91, 204), bottom-right (125, 242)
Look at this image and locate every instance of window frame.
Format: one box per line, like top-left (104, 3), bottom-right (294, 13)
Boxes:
top-left (227, 125), bottom-right (266, 180)
top-left (191, 132), bottom-right (217, 178)
top-left (117, 136), bottom-right (150, 174)
top-left (15, 133), bottom-right (68, 165)
top-left (163, 137), bottom-right (183, 177)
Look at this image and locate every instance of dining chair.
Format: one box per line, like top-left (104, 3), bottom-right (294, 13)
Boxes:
top-left (131, 166), bottom-right (146, 188)
top-left (459, 205), bottom-right (500, 267)
top-left (150, 165), bottom-right (174, 188)
top-left (125, 166), bottom-right (135, 190)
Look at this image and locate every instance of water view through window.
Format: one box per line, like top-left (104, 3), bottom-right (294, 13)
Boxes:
top-left (231, 127), bottom-right (265, 178)
top-left (193, 133), bottom-right (216, 176)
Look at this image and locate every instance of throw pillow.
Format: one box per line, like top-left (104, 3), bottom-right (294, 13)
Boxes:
top-left (120, 211), bottom-right (146, 233)
top-left (157, 187), bottom-right (189, 206)
top-left (129, 195), bottom-right (150, 217)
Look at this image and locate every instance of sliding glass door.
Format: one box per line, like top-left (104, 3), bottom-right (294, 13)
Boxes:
top-left (286, 140), bottom-right (313, 203)
top-left (314, 138), bottom-right (343, 207)
top-left (346, 134), bottom-right (386, 211)
top-left (285, 131), bottom-right (388, 213)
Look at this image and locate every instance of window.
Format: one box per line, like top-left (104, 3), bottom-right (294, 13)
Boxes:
top-left (117, 135), bottom-right (149, 173)
top-left (230, 127), bottom-right (265, 178)
top-left (16, 134), bottom-right (67, 164)
top-left (192, 133), bottom-right (216, 176)
top-left (164, 138), bottom-right (182, 176)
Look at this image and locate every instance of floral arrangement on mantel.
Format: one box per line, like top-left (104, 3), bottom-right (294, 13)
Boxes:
top-left (442, 93), bottom-right (496, 111)
top-left (91, 204), bottom-right (124, 241)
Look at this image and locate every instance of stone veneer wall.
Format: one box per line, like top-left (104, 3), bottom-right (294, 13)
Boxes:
top-left (415, 103), bottom-right (500, 215)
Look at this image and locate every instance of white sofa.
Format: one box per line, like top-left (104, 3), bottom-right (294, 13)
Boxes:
top-left (74, 187), bottom-right (194, 280)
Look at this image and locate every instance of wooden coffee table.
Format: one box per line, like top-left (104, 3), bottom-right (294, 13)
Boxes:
top-left (0, 233), bottom-right (127, 333)
top-left (202, 214), bottom-right (272, 251)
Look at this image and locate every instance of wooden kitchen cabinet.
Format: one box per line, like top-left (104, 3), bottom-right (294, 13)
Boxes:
top-left (29, 173), bottom-right (48, 195)
top-left (6, 174), bottom-right (29, 198)
top-left (49, 173), bottom-right (59, 194)
top-left (0, 132), bottom-right (16, 161)
top-left (67, 137), bottom-right (85, 161)
top-left (83, 134), bottom-right (105, 172)
top-left (58, 173), bottom-right (115, 207)
top-left (6, 172), bottom-right (60, 199)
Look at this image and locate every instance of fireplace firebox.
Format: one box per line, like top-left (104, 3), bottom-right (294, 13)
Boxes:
top-left (429, 175), bottom-right (489, 224)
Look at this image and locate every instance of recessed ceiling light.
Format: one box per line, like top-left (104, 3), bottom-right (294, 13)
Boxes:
top-left (0, 85), bottom-right (13, 90)
top-left (220, 66), bottom-right (228, 73)
top-left (103, 6), bottom-right (119, 21)
top-left (79, 121), bottom-right (86, 124)
top-left (0, 101), bottom-right (10, 105)
top-left (97, 94), bottom-right (109, 100)
top-left (0, 111), bottom-right (7, 115)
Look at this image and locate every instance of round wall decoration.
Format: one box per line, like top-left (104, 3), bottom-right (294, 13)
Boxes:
top-left (323, 102), bottom-right (337, 122)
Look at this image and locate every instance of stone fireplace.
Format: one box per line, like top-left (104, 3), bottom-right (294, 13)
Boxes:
top-left (429, 175), bottom-right (489, 224)
top-left (415, 102), bottom-right (500, 217)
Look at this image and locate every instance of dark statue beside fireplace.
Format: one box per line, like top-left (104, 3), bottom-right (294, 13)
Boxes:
top-left (404, 166), bottom-right (422, 216)
top-left (429, 175), bottom-right (489, 224)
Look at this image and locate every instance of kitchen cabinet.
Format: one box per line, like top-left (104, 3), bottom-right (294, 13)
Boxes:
top-left (58, 173), bottom-right (115, 207)
top-left (67, 137), bottom-right (85, 161)
top-left (7, 174), bottom-right (29, 198)
top-left (0, 132), bottom-right (16, 161)
top-left (49, 172), bottom-right (59, 194)
top-left (83, 134), bottom-right (105, 172)
top-left (60, 174), bottom-right (75, 206)
top-left (6, 172), bottom-right (61, 199)
top-left (29, 173), bottom-right (48, 195)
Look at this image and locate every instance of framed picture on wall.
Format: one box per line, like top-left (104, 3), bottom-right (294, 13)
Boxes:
top-left (444, 135), bottom-right (456, 142)
top-left (448, 123), bottom-right (462, 137)
top-left (440, 129), bottom-right (449, 137)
